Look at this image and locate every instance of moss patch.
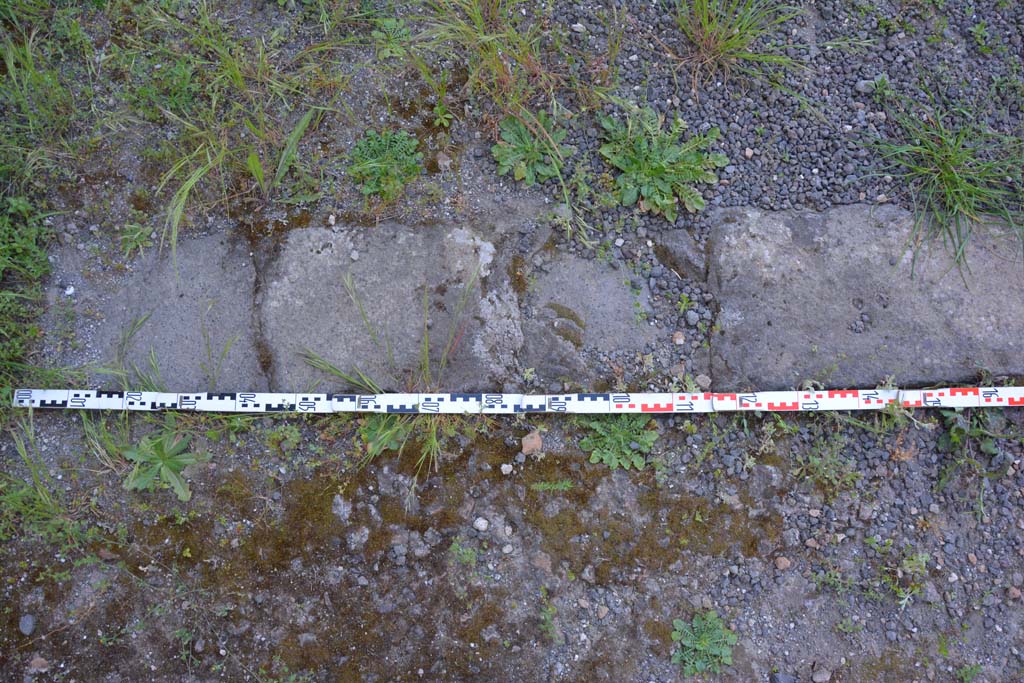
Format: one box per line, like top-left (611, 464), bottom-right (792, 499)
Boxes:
top-left (544, 302), bottom-right (586, 329)
top-left (523, 457), bottom-right (783, 583)
top-left (849, 648), bottom-right (921, 681)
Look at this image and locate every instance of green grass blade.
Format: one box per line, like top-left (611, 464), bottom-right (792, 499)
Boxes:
top-left (272, 108), bottom-right (316, 193)
top-left (157, 145), bottom-right (224, 268)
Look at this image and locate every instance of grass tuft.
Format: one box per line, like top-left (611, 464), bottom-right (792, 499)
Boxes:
top-left (157, 144), bottom-right (225, 267)
top-left (875, 107), bottom-right (1024, 272)
top-left (131, 3), bottom-right (327, 260)
top-left (673, 0), bottom-right (801, 88)
top-left (0, 196), bottom-right (66, 421)
top-left (0, 23), bottom-right (75, 190)
top-left (422, 0), bottom-right (559, 117)
top-left (1, 416), bottom-right (97, 550)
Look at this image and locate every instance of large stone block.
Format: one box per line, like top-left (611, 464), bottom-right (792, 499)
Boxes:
top-left (260, 223), bottom-right (508, 392)
top-left (42, 233), bottom-right (265, 392)
top-left (707, 204), bottom-right (1024, 390)
top-left (519, 256), bottom-right (658, 387)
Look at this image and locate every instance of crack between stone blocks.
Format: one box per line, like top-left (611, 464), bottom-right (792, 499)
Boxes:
top-left (249, 249), bottom-right (277, 391)
top-left (701, 233), bottom-right (721, 390)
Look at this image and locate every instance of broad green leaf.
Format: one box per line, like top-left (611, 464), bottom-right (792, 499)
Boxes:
top-left (166, 434), bottom-right (191, 458)
top-left (123, 446), bottom-right (150, 465)
top-left (125, 464), bottom-right (159, 492)
top-left (161, 466), bottom-right (192, 502)
top-left (169, 450), bottom-right (205, 468)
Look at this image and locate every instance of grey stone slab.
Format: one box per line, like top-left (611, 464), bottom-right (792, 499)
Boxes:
top-left (654, 227), bottom-right (707, 281)
top-left (707, 204), bottom-right (1024, 390)
top-left (112, 236), bottom-right (265, 391)
top-left (41, 232), bottom-right (265, 392)
top-left (261, 223), bottom-right (516, 392)
top-left (520, 256), bottom-right (658, 386)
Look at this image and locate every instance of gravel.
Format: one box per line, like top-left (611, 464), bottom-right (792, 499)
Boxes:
top-left (812, 668), bottom-right (834, 683)
top-left (18, 614), bottom-right (36, 637)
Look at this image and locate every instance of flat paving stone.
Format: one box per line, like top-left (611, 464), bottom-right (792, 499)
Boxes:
top-left (41, 232), bottom-right (265, 392)
top-left (260, 222), bottom-right (513, 392)
top-left (519, 255), bottom-right (658, 386)
top-left (707, 204), bottom-right (1024, 390)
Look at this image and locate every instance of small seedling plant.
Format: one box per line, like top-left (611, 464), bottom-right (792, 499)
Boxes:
top-left (958, 664), bottom-right (982, 683)
top-left (372, 18), bottom-right (411, 61)
top-left (889, 551), bottom-right (930, 609)
top-left (267, 423), bottom-right (302, 455)
top-left (118, 223), bottom-right (154, 259)
top-left (538, 587), bottom-right (562, 644)
top-left (935, 408), bottom-right (1021, 519)
top-left (864, 537), bottom-right (931, 609)
top-left (599, 107), bottom-right (727, 222)
top-left (671, 610), bottom-right (738, 675)
top-left (792, 432), bottom-right (860, 502)
top-left (969, 21), bottom-right (991, 55)
top-left (491, 110), bottom-right (570, 187)
top-left (432, 102), bottom-right (454, 128)
top-left (348, 129), bottom-right (424, 202)
top-left (124, 414), bottom-right (209, 502)
top-left (579, 413), bottom-right (658, 470)
top-left (936, 408), bottom-right (1014, 464)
